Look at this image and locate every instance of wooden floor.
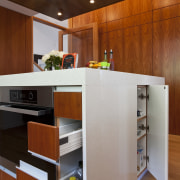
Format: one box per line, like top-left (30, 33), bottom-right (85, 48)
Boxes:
top-left (141, 134), bottom-right (180, 180)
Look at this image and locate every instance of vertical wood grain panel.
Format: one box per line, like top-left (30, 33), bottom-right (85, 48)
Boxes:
top-left (107, 23), bottom-right (152, 74)
top-left (108, 30), bottom-right (124, 71)
top-left (28, 122), bottom-right (59, 161)
top-left (0, 6), bottom-right (33, 75)
top-left (153, 4), bottom-right (180, 22)
top-left (54, 92), bottom-right (82, 120)
top-left (153, 18), bottom-right (176, 134)
top-left (16, 169), bottom-right (38, 180)
top-left (93, 23), bottom-right (99, 61)
top-left (152, 0), bottom-right (180, 9)
top-left (99, 33), bottom-right (108, 61)
top-left (106, 0), bottom-right (152, 22)
top-left (72, 7), bottom-right (106, 28)
top-left (1, 171), bottom-right (16, 180)
top-left (124, 26), bottom-right (141, 73)
top-left (7, 9), bottom-right (26, 75)
top-left (107, 11), bottom-right (152, 32)
top-left (25, 16), bottom-right (33, 72)
top-left (174, 17), bottom-right (180, 135)
top-left (140, 24), bottom-right (153, 75)
top-left (71, 0), bottom-right (180, 135)
top-left (0, 7), bottom-right (8, 75)
top-left (71, 29), bottom-right (93, 67)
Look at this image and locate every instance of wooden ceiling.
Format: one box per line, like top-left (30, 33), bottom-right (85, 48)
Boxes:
top-left (8, 0), bottom-right (124, 21)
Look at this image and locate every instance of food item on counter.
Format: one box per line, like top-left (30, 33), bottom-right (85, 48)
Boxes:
top-left (86, 61), bottom-right (101, 69)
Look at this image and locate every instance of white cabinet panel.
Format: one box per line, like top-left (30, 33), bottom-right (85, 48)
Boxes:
top-left (147, 85), bottom-right (169, 180)
top-left (85, 85), bottom-right (137, 180)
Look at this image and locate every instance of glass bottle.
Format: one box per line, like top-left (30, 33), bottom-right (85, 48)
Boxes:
top-left (101, 50), bottom-right (108, 69)
top-left (109, 49), bottom-right (114, 71)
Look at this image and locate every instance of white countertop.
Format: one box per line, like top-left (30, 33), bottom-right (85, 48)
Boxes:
top-left (0, 68), bottom-right (165, 87)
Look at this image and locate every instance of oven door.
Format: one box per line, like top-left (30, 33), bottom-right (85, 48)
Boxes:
top-left (0, 103), bottom-right (56, 180)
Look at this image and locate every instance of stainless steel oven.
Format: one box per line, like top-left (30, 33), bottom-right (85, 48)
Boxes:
top-left (0, 86), bottom-right (56, 179)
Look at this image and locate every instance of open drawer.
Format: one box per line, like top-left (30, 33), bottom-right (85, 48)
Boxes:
top-left (16, 161), bottom-right (48, 180)
top-left (28, 122), bottom-right (59, 162)
top-left (59, 118), bottom-right (82, 156)
top-left (60, 129), bottom-right (82, 156)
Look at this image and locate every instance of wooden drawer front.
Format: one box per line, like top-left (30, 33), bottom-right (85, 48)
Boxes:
top-left (1, 171), bottom-right (16, 180)
top-left (16, 169), bottom-right (38, 180)
top-left (28, 122), bottom-right (59, 161)
top-left (54, 92), bottom-right (82, 120)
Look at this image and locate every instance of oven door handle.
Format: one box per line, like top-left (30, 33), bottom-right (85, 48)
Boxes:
top-left (0, 105), bottom-right (51, 116)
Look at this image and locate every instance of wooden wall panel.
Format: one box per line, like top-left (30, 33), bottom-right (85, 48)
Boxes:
top-left (0, 7), bottom-right (8, 75)
top-left (153, 4), bottom-right (180, 21)
top-left (9, 10), bottom-right (26, 75)
top-left (71, 1), bottom-right (180, 135)
top-left (107, 11), bottom-right (152, 32)
top-left (0, 6), bottom-right (26, 75)
top-left (99, 33), bottom-right (108, 61)
top-left (106, 0), bottom-right (152, 22)
top-left (140, 24), bottom-right (153, 75)
top-left (0, 6), bottom-right (33, 75)
top-left (152, 0), bottom-right (180, 9)
top-left (108, 30), bottom-right (124, 71)
top-left (25, 16), bottom-right (33, 72)
top-left (72, 7), bottom-right (106, 28)
top-left (107, 23), bottom-right (152, 74)
top-left (124, 26), bottom-right (141, 73)
top-left (71, 29), bottom-right (93, 66)
top-left (99, 23), bottom-right (107, 34)
top-left (153, 18), bottom-right (176, 134)
top-left (174, 17), bottom-right (180, 135)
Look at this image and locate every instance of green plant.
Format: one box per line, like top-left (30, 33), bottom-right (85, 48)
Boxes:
top-left (42, 50), bottom-right (64, 70)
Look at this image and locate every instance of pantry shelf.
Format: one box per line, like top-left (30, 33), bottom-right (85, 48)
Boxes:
top-left (137, 115), bottom-right (147, 122)
top-left (137, 133), bottom-right (146, 141)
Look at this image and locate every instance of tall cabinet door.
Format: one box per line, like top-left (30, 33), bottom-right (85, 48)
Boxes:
top-left (147, 85), bottom-right (169, 180)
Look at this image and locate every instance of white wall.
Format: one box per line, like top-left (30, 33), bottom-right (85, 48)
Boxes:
top-left (33, 19), bottom-right (68, 71)
top-left (33, 21), bottom-right (58, 55)
top-left (33, 20), bottom-right (68, 55)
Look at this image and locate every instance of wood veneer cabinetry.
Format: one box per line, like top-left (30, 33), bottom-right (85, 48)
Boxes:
top-left (152, 17), bottom-right (180, 134)
top-left (28, 122), bottom-right (59, 161)
top-left (0, 170), bottom-right (16, 180)
top-left (152, 0), bottom-right (180, 9)
top-left (54, 92), bottom-right (82, 120)
top-left (71, 0), bottom-right (180, 135)
top-left (0, 6), bottom-right (33, 75)
top-left (16, 169), bottom-right (38, 180)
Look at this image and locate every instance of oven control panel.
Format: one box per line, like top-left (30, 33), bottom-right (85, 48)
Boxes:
top-left (10, 90), bottom-right (37, 104)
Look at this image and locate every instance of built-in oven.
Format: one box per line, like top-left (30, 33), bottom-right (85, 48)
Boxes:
top-left (0, 86), bottom-right (56, 180)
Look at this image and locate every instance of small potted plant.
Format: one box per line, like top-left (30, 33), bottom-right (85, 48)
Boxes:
top-left (42, 50), bottom-right (64, 70)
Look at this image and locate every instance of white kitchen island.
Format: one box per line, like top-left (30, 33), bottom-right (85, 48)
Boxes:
top-left (0, 68), bottom-right (168, 180)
